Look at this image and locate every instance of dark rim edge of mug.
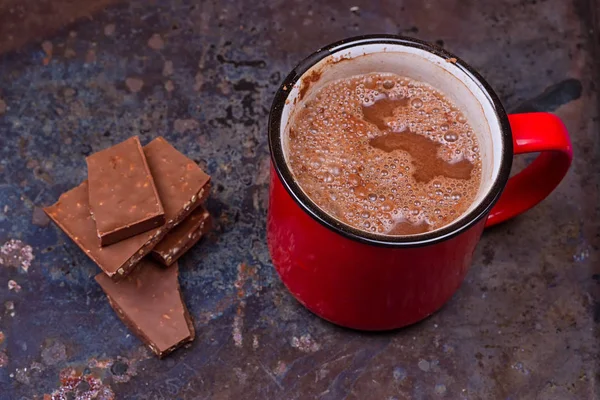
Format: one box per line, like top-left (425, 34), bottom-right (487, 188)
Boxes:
top-left (268, 34), bottom-right (513, 247)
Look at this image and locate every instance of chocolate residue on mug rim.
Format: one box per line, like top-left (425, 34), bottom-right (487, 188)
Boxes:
top-left (298, 70), bottom-right (322, 101)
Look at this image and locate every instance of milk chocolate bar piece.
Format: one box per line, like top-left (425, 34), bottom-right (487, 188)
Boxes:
top-left (152, 207), bottom-right (212, 266)
top-left (87, 137), bottom-right (165, 246)
top-left (143, 137), bottom-right (210, 221)
top-left (95, 259), bottom-right (195, 358)
top-left (45, 137), bottom-right (211, 280)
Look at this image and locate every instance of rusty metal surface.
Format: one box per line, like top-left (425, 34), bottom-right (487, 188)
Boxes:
top-left (0, 0), bottom-right (598, 398)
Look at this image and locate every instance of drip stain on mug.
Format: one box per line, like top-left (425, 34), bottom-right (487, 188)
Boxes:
top-left (286, 72), bottom-right (482, 235)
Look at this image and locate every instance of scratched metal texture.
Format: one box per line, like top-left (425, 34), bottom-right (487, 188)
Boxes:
top-left (0, 0), bottom-right (598, 399)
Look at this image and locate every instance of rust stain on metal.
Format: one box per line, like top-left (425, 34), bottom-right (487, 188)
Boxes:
top-left (85, 48), bottom-right (97, 64)
top-left (274, 360), bottom-right (287, 377)
top-left (7, 279), bottom-right (22, 292)
top-left (0, 239), bottom-right (34, 272)
top-left (174, 119), bottom-right (200, 133)
top-left (0, 330), bottom-right (6, 367)
top-left (290, 333), bottom-right (320, 353)
top-left (45, 367), bottom-right (115, 400)
top-left (109, 356), bottom-right (139, 383)
top-left (87, 358), bottom-right (112, 370)
top-left (162, 60), bottom-right (174, 76)
top-left (232, 263), bottom-right (258, 348)
top-left (41, 340), bottom-right (67, 366)
top-left (147, 33), bottom-right (165, 50)
top-left (198, 295), bottom-right (237, 324)
top-left (235, 263), bottom-right (258, 299)
top-left (199, 262), bottom-right (259, 332)
top-left (104, 23), bottom-right (116, 36)
top-left (125, 77), bottom-right (144, 93)
top-left (42, 40), bottom-right (53, 65)
top-left (32, 206), bottom-right (51, 227)
top-left (232, 303), bottom-right (244, 347)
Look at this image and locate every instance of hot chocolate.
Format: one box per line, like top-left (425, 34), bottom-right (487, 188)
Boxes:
top-left (286, 73), bottom-right (482, 235)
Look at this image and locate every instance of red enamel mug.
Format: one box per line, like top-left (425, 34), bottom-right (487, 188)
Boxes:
top-left (267, 35), bottom-right (572, 331)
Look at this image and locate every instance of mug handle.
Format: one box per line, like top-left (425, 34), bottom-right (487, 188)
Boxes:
top-left (485, 112), bottom-right (573, 227)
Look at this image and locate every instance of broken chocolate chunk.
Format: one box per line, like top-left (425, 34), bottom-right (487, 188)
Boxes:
top-left (142, 136), bottom-right (211, 219)
top-left (152, 206), bottom-right (212, 266)
top-left (95, 259), bottom-right (195, 358)
top-left (45, 137), bottom-right (211, 280)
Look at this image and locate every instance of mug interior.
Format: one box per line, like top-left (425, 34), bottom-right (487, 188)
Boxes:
top-left (270, 36), bottom-right (512, 245)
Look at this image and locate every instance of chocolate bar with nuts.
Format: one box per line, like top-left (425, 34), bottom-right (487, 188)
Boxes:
top-left (45, 137), bottom-right (211, 280)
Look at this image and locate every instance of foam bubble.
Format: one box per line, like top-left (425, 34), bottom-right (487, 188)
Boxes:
top-left (381, 201), bottom-right (393, 211)
top-left (444, 132), bottom-right (458, 142)
top-left (383, 80), bottom-right (395, 89)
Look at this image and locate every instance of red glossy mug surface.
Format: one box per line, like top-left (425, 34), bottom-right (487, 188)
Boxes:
top-left (267, 36), bottom-right (572, 331)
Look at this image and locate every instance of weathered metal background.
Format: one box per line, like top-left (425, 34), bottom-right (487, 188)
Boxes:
top-left (0, 0), bottom-right (598, 398)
